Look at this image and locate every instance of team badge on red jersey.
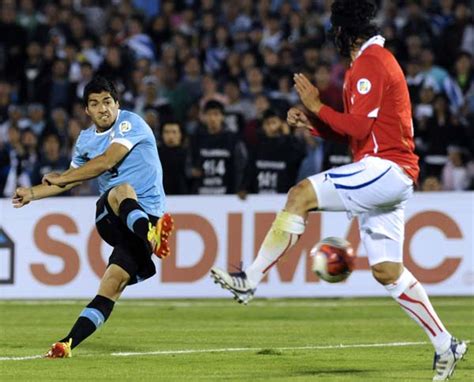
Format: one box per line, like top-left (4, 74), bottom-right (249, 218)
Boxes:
top-left (357, 78), bottom-right (371, 94)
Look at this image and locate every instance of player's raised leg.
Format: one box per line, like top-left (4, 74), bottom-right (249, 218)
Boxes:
top-left (108, 183), bottom-right (174, 259)
top-left (366, 233), bottom-right (467, 381)
top-left (211, 179), bottom-right (316, 304)
top-left (45, 264), bottom-right (127, 358)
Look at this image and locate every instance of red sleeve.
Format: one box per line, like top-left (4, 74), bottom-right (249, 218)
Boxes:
top-left (305, 112), bottom-right (348, 144)
top-left (318, 105), bottom-right (375, 140)
top-left (316, 54), bottom-right (384, 140)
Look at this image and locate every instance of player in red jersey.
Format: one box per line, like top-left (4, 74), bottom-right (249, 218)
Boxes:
top-left (211, 1), bottom-right (467, 380)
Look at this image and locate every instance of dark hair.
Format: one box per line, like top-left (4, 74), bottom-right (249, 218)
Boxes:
top-left (262, 109), bottom-right (281, 122)
top-left (203, 100), bottom-right (224, 113)
top-left (83, 76), bottom-right (119, 106)
top-left (329, 0), bottom-right (379, 58)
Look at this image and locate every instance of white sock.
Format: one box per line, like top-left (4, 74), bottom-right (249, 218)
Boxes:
top-left (385, 268), bottom-right (451, 354)
top-left (245, 211), bottom-right (305, 287)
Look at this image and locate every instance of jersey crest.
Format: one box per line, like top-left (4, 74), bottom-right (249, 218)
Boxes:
top-left (357, 78), bottom-right (371, 94)
top-left (119, 121), bottom-right (132, 135)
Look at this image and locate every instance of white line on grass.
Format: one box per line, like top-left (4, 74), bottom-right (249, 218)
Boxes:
top-left (0, 341), bottom-right (428, 361)
top-left (111, 341), bottom-right (430, 357)
top-left (2, 340), bottom-right (471, 361)
top-left (0, 355), bottom-right (43, 361)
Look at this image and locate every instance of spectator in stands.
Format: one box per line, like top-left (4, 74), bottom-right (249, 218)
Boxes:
top-left (41, 58), bottom-right (75, 112)
top-left (134, 76), bottom-right (173, 122)
top-left (420, 47), bottom-right (464, 112)
top-left (125, 15), bottom-right (156, 62)
top-left (190, 100), bottom-right (247, 195)
top-left (442, 146), bottom-right (471, 191)
top-left (25, 103), bottom-right (47, 137)
top-left (0, 3), bottom-right (27, 82)
top-left (159, 121), bottom-right (189, 195)
top-left (20, 127), bottom-right (38, 176)
top-left (179, 55), bottom-right (203, 105)
top-left (314, 63), bottom-right (343, 112)
top-left (0, 105), bottom-right (28, 143)
top-left (31, 133), bottom-right (69, 186)
top-left (20, 40), bottom-right (46, 104)
top-left (2, 126), bottom-right (32, 196)
top-left (421, 176), bottom-right (443, 192)
top-left (243, 109), bottom-right (305, 194)
top-left (66, 117), bottom-right (83, 153)
top-left (0, 80), bottom-right (13, 125)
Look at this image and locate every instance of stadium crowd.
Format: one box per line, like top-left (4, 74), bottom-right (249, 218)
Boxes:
top-left (0, 0), bottom-right (473, 196)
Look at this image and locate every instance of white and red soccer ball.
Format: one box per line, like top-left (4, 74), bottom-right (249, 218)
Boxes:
top-left (311, 237), bottom-right (356, 283)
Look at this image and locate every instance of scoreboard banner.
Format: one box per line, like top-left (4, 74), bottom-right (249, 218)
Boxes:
top-left (0, 193), bottom-right (473, 299)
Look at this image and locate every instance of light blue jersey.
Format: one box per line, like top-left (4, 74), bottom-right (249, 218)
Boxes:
top-left (71, 110), bottom-right (165, 216)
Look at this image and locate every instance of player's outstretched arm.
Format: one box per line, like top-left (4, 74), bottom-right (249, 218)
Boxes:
top-left (12, 170), bottom-right (81, 208)
top-left (43, 143), bottom-right (129, 187)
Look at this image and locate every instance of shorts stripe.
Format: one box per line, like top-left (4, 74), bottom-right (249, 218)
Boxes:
top-left (332, 166), bottom-right (392, 190)
top-left (95, 206), bottom-right (108, 223)
top-left (327, 169), bottom-right (364, 178)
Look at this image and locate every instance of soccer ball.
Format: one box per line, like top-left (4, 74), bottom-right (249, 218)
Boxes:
top-left (310, 237), bottom-right (356, 283)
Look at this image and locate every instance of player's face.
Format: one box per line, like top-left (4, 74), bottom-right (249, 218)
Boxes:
top-left (85, 91), bottom-right (119, 131)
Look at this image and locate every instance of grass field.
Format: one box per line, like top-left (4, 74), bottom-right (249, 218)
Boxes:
top-left (0, 297), bottom-right (472, 381)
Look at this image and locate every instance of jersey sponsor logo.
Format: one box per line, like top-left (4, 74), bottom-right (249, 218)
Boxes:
top-left (356, 78), bottom-right (371, 95)
top-left (119, 121), bottom-right (132, 135)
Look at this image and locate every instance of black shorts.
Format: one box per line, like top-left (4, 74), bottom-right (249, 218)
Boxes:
top-left (95, 189), bottom-right (159, 285)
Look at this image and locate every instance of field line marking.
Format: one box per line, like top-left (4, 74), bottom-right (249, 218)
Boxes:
top-left (2, 340), bottom-right (471, 361)
top-left (111, 341), bottom-right (429, 357)
top-left (0, 355), bottom-right (43, 361)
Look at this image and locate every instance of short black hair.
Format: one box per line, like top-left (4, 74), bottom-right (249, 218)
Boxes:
top-left (203, 100), bottom-right (224, 114)
top-left (83, 76), bottom-right (119, 106)
top-left (262, 109), bottom-right (281, 122)
top-left (329, 0), bottom-right (379, 58)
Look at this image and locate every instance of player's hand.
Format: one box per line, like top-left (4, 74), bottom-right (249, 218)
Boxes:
top-left (12, 187), bottom-right (32, 208)
top-left (293, 73), bottom-right (323, 114)
top-left (287, 107), bottom-right (312, 130)
top-left (42, 172), bottom-right (66, 187)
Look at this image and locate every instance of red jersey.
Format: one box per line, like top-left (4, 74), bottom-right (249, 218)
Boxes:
top-left (315, 36), bottom-right (419, 181)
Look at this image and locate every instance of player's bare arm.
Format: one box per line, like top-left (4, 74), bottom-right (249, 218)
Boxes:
top-left (43, 143), bottom-right (129, 187)
top-left (12, 168), bottom-right (82, 208)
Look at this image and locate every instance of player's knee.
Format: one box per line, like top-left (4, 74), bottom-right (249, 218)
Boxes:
top-left (286, 180), bottom-right (318, 214)
top-left (371, 262), bottom-right (403, 285)
top-left (100, 269), bottom-right (130, 300)
top-left (108, 183), bottom-right (136, 212)
top-left (114, 183), bottom-right (136, 199)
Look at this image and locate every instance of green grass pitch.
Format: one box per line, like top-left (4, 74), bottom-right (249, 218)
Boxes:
top-left (0, 297), bottom-right (472, 381)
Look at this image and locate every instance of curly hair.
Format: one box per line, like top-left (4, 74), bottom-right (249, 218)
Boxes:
top-left (329, 0), bottom-right (380, 58)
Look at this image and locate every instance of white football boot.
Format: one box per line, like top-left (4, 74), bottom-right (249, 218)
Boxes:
top-left (432, 337), bottom-right (468, 381)
top-left (210, 267), bottom-right (256, 305)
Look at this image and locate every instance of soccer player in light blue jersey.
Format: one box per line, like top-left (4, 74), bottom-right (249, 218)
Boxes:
top-left (12, 77), bottom-right (174, 358)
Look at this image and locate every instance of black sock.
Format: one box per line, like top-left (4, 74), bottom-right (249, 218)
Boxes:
top-left (118, 198), bottom-right (150, 242)
top-left (60, 295), bottom-right (115, 349)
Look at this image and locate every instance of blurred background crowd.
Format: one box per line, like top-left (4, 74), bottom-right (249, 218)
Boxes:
top-left (0, 0), bottom-right (473, 197)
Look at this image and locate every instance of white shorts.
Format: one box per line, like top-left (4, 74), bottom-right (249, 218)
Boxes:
top-left (308, 156), bottom-right (414, 266)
